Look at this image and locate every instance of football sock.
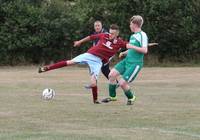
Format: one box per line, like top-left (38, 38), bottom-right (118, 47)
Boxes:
top-left (47, 60), bottom-right (67, 71)
top-left (92, 86), bottom-right (98, 103)
top-left (109, 84), bottom-right (117, 98)
top-left (124, 89), bottom-right (134, 99)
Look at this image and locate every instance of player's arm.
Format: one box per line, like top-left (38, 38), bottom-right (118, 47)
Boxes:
top-left (74, 36), bottom-right (90, 47)
top-left (126, 44), bottom-right (148, 54)
top-left (126, 42), bottom-right (158, 53)
top-left (126, 34), bottom-right (148, 54)
top-left (74, 33), bottom-right (103, 47)
top-left (148, 43), bottom-right (158, 47)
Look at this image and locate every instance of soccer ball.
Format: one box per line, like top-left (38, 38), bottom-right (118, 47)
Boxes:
top-left (42, 88), bottom-right (55, 100)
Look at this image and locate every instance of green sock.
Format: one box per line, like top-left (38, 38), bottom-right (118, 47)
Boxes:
top-left (109, 84), bottom-right (117, 98)
top-left (124, 89), bottom-right (134, 99)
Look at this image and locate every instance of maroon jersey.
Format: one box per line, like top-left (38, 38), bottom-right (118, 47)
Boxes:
top-left (87, 33), bottom-right (127, 63)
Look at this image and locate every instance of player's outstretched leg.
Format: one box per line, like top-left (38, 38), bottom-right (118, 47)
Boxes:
top-left (38, 66), bottom-right (49, 73)
top-left (38, 60), bottom-right (75, 73)
top-left (38, 60), bottom-right (68, 73)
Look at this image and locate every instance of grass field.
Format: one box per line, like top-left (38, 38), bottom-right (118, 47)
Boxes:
top-left (0, 66), bottom-right (199, 140)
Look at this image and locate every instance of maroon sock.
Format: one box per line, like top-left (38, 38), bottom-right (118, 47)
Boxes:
top-left (91, 86), bottom-right (98, 103)
top-left (47, 60), bottom-right (67, 71)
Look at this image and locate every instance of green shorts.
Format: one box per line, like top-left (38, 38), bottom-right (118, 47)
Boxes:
top-left (114, 59), bottom-right (143, 82)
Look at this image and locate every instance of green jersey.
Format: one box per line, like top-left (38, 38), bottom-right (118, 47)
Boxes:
top-left (125, 31), bottom-right (148, 64)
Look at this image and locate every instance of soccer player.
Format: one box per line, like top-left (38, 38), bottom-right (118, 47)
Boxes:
top-left (38, 24), bottom-right (127, 104)
top-left (102, 15), bottom-right (148, 105)
top-left (92, 20), bottom-right (107, 46)
top-left (92, 20), bottom-right (111, 80)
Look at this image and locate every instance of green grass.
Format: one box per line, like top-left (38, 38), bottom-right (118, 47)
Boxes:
top-left (0, 66), bottom-right (200, 140)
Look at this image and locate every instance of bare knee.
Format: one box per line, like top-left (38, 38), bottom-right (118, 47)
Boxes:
top-left (90, 82), bottom-right (97, 87)
top-left (90, 75), bottom-right (97, 87)
top-left (109, 69), bottom-right (119, 83)
top-left (67, 60), bottom-right (75, 65)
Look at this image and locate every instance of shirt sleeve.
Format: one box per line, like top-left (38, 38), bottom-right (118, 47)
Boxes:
top-left (90, 33), bottom-right (104, 40)
top-left (141, 33), bottom-right (148, 48)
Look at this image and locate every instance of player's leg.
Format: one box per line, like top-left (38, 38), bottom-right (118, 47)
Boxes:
top-left (89, 68), bottom-right (102, 104)
top-left (101, 63), bottom-right (119, 87)
top-left (38, 60), bottom-right (76, 73)
top-left (109, 60), bottom-right (126, 100)
top-left (38, 53), bottom-right (90, 73)
top-left (82, 53), bottom-right (102, 104)
top-left (120, 64), bottom-right (142, 105)
top-left (102, 60), bottom-right (125, 103)
top-left (90, 75), bottom-right (100, 104)
top-left (108, 68), bottom-right (120, 101)
top-left (118, 78), bottom-right (136, 105)
top-left (101, 63), bottom-right (110, 79)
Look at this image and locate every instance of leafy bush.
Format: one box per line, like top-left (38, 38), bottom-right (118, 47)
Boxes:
top-left (0, 0), bottom-right (199, 65)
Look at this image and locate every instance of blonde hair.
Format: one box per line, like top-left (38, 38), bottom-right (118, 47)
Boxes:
top-left (130, 15), bottom-right (144, 28)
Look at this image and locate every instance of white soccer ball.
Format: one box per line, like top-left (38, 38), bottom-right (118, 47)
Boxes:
top-left (42, 88), bottom-right (55, 100)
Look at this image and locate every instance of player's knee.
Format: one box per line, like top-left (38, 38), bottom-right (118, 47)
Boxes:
top-left (91, 75), bottom-right (97, 87)
top-left (67, 60), bottom-right (75, 65)
top-left (90, 80), bottom-right (97, 87)
top-left (109, 69), bottom-right (117, 78)
top-left (109, 73), bottom-right (116, 82)
top-left (90, 83), bottom-right (97, 87)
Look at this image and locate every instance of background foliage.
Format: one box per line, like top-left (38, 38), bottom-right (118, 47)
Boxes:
top-left (0, 0), bottom-right (199, 65)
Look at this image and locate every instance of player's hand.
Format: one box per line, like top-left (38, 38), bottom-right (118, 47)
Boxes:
top-left (148, 43), bottom-right (159, 47)
top-left (119, 52), bottom-right (125, 58)
top-left (74, 41), bottom-right (81, 47)
top-left (126, 43), bottom-right (134, 49)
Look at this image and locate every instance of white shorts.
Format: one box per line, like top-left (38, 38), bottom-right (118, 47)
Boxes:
top-left (71, 53), bottom-right (102, 79)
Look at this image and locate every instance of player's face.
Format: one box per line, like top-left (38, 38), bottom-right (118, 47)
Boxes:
top-left (109, 29), bottom-right (119, 40)
top-left (94, 22), bottom-right (102, 33)
top-left (130, 22), bottom-right (136, 32)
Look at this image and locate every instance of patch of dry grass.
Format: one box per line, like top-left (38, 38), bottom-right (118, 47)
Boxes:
top-left (0, 66), bottom-right (199, 140)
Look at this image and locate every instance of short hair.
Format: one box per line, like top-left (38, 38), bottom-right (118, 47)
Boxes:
top-left (94, 20), bottom-right (102, 25)
top-left (109, 24), bottom-right (119, 31)
top-left (130, 15), bottom-right (144, 28)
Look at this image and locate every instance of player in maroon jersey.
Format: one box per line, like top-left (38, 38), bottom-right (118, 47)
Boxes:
top-left (38, 24), bottom-right (127, 104)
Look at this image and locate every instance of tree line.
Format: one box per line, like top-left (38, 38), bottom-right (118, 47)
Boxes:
top-left (0, 0), bottom-right (199, 65)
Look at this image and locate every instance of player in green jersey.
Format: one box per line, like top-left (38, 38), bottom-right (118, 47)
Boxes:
top-left (102, 15), bottom-right (148, 105)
